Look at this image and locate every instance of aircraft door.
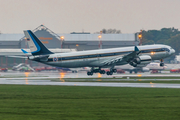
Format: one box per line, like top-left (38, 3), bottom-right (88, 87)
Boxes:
top-left (57, 55), bottom-right (61, 62)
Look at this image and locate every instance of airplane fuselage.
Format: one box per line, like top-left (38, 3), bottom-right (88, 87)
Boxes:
top-left (40, 44), bottom-right (174, 68)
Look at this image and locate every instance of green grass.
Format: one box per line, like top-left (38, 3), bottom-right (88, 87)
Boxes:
top-left (0, 85), bottom-right (180, 120)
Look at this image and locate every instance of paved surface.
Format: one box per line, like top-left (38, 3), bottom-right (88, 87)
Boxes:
top-left (0, 79), bottom-right (180, 88)
top-left (0, 71), bottom-right (180, 88)
top-left (3, 71), bottom-right (180, 78)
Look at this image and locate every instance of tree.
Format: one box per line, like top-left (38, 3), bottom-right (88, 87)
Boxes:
top-left (95, 29), bottom-right (121, 34)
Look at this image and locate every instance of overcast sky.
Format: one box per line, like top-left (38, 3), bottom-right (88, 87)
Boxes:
top-left (0, 0), bottom-right (180, 33)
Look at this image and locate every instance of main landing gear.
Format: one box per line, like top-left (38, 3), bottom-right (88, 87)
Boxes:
top-left (87, 67), bottom-right (117, 76)
top-left (160, 59), bottom-right (164, 67)
top-left (106, 69), bottom-right (117, 75)
top-left (87, 67), bottom-right (106, 76)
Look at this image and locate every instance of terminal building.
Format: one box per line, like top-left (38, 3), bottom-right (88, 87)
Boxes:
top-left (0, 25), bottom-right (140, 67)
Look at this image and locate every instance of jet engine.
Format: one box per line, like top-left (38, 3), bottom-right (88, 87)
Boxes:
top-left (129, 55), bottom-right (151, 67)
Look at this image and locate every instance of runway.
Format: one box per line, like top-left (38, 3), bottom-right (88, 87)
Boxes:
top-left (0, 71), bottom-right (180, 88)
top-left (0, 79), bottom-right (180, 88)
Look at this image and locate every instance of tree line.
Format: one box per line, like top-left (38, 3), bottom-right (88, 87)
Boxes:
top-left (141, 27), bottom-right (180, 56)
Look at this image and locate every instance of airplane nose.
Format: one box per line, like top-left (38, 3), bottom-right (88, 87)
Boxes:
top-left (171, 49), bottom-right (175, 54)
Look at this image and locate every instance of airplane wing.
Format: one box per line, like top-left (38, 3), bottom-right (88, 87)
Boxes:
top-left (103, 56), bottom-right (123, 66)
top-left (5, 55), bottom-right (28, 59)
top-left (102, 46), bottom-right (141, 66)
top-left (122, 46), bottom-right (140, 62)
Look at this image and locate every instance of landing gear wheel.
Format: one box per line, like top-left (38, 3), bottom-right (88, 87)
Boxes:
top-left (106, 71), bottom-right (113, 75)
top-left (111, 69), bottom-right (117, 73)
top-left (87, 71), bottom-right (93, 76)
top-left (133, 63), bottom-right (137, 67)
top-left (160, 62), bottom-right (164, 67)
top-left (100, 70), bottom-right (105, 74)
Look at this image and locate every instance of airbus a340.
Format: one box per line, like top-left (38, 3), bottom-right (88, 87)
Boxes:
top-left (22, 30), bottom-right (175, 76)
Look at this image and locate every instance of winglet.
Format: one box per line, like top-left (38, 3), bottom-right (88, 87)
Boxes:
top-left (135, 46), bottom-right (139, 51)
top-left (21, 49), bottom-right (28, 54)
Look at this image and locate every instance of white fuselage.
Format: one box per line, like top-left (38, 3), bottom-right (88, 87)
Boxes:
top-left (40, 44), bottom-right (175, 68)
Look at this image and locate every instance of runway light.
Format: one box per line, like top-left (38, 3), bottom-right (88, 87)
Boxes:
top-left (60, 36), bottom-right (64, 40)
top-left (98, 73), bottom-right (102, 78)
top-left (24, 72), bottom-right (29, 85)
top-left (24, 72), bottom-right (30, 77)
top-left (25, 78), bottom-right (28, 84)
top-left (138, 34), bottom-right (142, 39)
top-left (150, 82), bottom-right (154, 84)
top-left (98, 35), bottom-right (102, 39)
top-left (137, 74), bottom-right (142, 77)
top-left (97, 79), bottom-right (102, 81)
top-left (59, 72), bottom-right (65, 82)
top-left (76, 44), bottom-right (79, 47)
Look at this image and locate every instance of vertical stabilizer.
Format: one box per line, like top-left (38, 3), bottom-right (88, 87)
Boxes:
top-left (24, 30), bottom-right (53, 56)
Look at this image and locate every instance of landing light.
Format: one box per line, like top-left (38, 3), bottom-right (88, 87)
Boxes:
top-left (151, 52), bottom-right (155, 55)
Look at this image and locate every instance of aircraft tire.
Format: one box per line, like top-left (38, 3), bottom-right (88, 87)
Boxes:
top-left (160, 63), bottom-right (164, 67)
top-left (113, 69), bottom-right (117, 73)
top-left (133, 63), bottom-right (137, 67)
top-left (87, 72), bottom-right (93, 76)
top-left (100, 70), bottom-right (105, 74)
top-left (107, 71), bottom-right (113, 75)
top-left (109, 71), bottom-right (113, 75)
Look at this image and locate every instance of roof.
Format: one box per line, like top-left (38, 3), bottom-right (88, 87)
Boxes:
top-left (0, 34), bottom-right (24, 41)
top-left (58, 34), bottom-right (136, 41)
top-left (0, 33), bottom-right (136, 42)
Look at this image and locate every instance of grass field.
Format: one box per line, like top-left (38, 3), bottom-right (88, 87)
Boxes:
top-left (0, 85), bottom-right (180, 120)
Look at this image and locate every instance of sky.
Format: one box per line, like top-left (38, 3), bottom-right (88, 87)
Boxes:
top-left (0, 0), bottom-right (180, 34)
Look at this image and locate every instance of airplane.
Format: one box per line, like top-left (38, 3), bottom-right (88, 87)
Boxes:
top-left (116, 62), bottom-right (167, 74)
top-left (22, 30), bottom-right (175, 76)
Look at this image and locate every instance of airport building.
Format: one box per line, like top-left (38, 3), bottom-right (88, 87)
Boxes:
top-left (0, 25), bottom-right (140, 67)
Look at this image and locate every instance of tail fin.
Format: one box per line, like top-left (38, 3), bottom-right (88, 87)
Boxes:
top-left (23, 30), bottom-right (54, 56)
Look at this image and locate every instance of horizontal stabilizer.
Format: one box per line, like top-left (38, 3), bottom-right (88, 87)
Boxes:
top-left (6, 56), bottom-right (28, 59)
top-left (21, 49), bottom-right (28, 54)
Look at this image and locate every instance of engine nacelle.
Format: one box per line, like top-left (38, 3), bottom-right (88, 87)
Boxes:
top-left (136, 55), bottom-right (152, 67)
top-left (129, 55), bottom-right (151, 67)
top-left (133, 57), bottom-right (141, 64)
